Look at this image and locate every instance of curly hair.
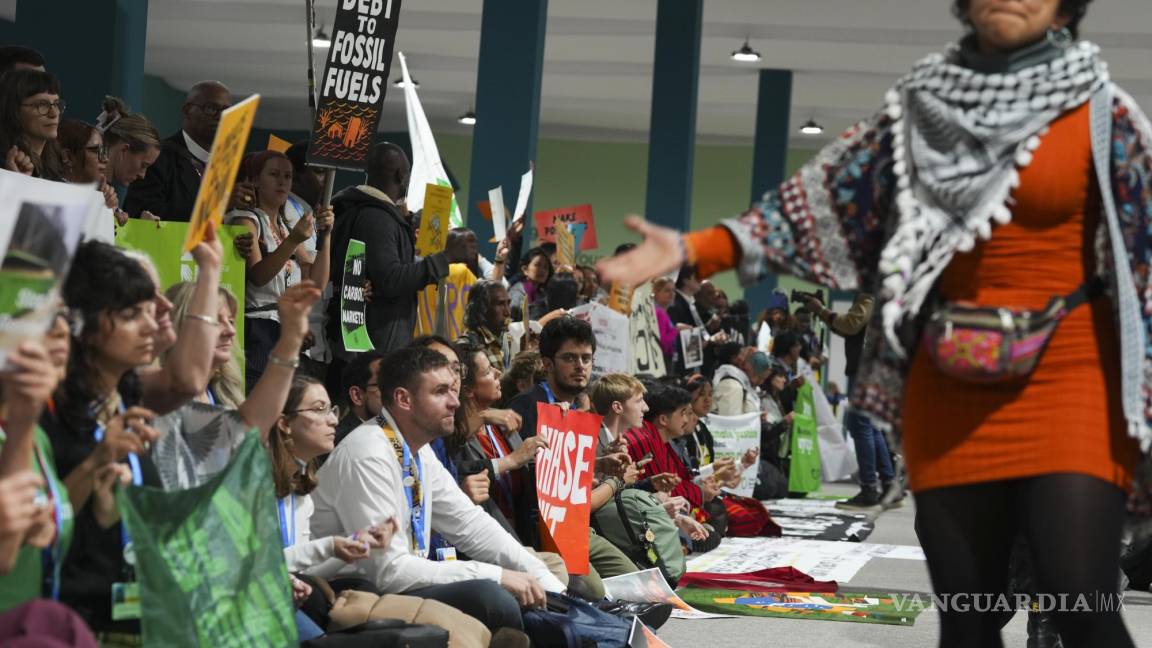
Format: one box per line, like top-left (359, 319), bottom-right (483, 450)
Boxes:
top-left (952, 0), bottom-right (1092, 39)
top-left (463, 280), bottom-right (505, 332)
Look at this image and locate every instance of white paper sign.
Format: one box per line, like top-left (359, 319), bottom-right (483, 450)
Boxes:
top-left (603, 569), bottom-right (734, 620)
top-left (680, 326), bottom-right (705, 369)
top-left (512, 164), bottom-right (534, 223)
top-left (488, 186), bottom-right (507, 242)
top-left (569, 302), bottom-right (629, 375)
top-left (629, 285), bottom-right (667, 377)
top-left (706, 412), bottom-right (761, 497)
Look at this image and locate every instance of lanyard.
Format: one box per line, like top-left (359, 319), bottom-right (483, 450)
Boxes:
top-left (34, 443), bottom-right (65, 601)
top-left (204, 388), bottom-right (216, 407)
top-left (539, 381), bottom-right (557, 405)
top-left (377, 413), bottom-right (427, 555)
top-left (277, 494), bottom-right (295, 548)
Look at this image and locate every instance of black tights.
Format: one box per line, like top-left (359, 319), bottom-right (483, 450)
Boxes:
top-left (914, 473), bottom-right (1133, 648)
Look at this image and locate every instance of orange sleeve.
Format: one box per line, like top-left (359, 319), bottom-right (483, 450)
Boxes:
top-left (683, 226), bottom-right (738, 279)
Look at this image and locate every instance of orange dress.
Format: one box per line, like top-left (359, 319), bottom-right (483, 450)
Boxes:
top-left (901, 103), bottom-right (1140, 492)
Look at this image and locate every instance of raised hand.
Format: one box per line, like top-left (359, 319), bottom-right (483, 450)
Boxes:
top-left (595, 215), bottom-right (684, 285)
top-left (313, 206), bottom-right (334, 233)
top-left (276, 281), bottom-right (322, 342)
top-left (288, 213), bottom-right (315, 244)
top-left (4, 146), bottom-right (33, 175)
top-left (462, 473), bottom-right (490, 504)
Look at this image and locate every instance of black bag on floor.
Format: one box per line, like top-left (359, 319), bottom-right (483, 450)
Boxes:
top-left (752, 460), bottom-right (789, 500)
top-left (301, 619), bottom-right (449, 648)
top-left (522, 592), bottom-right (631, 648)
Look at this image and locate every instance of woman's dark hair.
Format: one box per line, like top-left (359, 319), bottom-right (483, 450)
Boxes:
top-left (771, 331), bottom-right (801, 359)
top-left (519, 246), bottom-right (553, 284)
top-left (56, 241), bottom-right (156, 436)
top-left (449, 340), bottom-right (487, 453)
top-left (499, 350), bottom-right (543, 407)
top-left (674, 264), bottom-right (698, 290)
top-left (642, 381), bottom-right (692, 422)
top-left (683, 373), bottom-right (712, 396)
top-left (0, 68), bottom-right (63, 179)
top-left (57, 119), bottom-right (98, 159)
top-left (714, 341), bottom-right (745, 367)
top-left (544, 272), bottom-right (580, 312)
top-left (952, 0), bottom-right (1091, 39)
top-left (464, 280), bottom-right (504, 332)
top-left (269, 376), bottom-right (324, 498)
top-left (538, 316), bottom-right (596, 360)
top-left (0, 46), bottom-right (46, 74)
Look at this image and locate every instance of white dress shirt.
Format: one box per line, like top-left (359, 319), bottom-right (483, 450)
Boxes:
top-left (182, 130), bottom-right (210, 165)
top-left (310, 410), bottom-right (565, 594)
top-left (279, 492), bottom-right (345, 579)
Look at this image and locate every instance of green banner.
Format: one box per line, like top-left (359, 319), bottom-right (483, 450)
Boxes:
top-left (119, 433), bottom-right (297, 647)
top-left (788, 382), bottom-right (822, 494)
top-left (340, 238), bottom-right (374, 352)
top-left (115, 220), bottom-right (248, 366)
top-left (678, 588), bottom-right (922, 625)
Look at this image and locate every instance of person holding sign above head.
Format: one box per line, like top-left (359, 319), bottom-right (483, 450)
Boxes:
top-left (328, 142), bottom-right (473, 358)
top-left (310, 346), bottom-right (565, 633)
top-left (225, 150), bottom-right (334, 392)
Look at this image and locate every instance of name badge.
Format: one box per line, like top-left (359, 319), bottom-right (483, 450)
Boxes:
top-left (435, 547), bottom-right (457, 561)
top-left (111, 582), bottom-right (141, 620)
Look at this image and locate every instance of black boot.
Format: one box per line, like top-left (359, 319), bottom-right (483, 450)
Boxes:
top-left (1026, 610), bottom-right (1064, 648)
top-left (835, 485), bottom-right (881, 511)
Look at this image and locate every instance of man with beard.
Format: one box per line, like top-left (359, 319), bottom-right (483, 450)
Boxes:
top-left (311, 346), bottom-right (563, 633)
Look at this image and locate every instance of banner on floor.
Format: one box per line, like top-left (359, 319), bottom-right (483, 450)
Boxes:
top-left (306, 0), bottom-right (403, 170)
top-left (628, 285), bottom-right (667, 378)
top-left (535, 403), bottom-right (599, 575)
top-left (184, 94), bottom-right (260, 251)
top-left (533, 204), bottom-right (597, 250)
top-left (677, 588), bottom-right (922, 626)
top-left (119, 433), bottom-right (298, 646)
top-left (0, 172), bottom-right (100, 369)
top-left (568, 302), bottom-right (629, 375)
top-left (116, 219), bottom-right (249, 361)
top-left (705, 413), bottom-right (761, 497)
top-left (340, 238), bottom-right (374, 352)
top-left (788, 383), bottom-right (822, 494)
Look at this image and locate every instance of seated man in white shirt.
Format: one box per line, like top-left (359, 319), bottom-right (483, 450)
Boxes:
top-left (311, 346), bottom-right (565, 632)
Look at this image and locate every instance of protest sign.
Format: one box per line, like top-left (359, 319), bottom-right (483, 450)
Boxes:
top-left (399, 52), bottom-right (462, 227)
top-left (607, 281), bottom-right (633, 316)
top-left (684, 537), bottom-right (924, 583)
top-left (533, 204), bottom-right (597, 250)
top-left (629, 285), bottom-right (666, 378)
top-left (602, 569), bottom-right (733, 620)
top-left (788, 383), bottom-right (822, 494)
top-left (511, 164), bottom-right (534, 223)
top-left (340, 239), bottom-right (374, 352)
top-left (0, 172), bottom-right (100, 368)
top-left (414, 183), bottom-right (455, 337)
top-left (680, 327), bottom-right (705, 369)
top-left (306, 0), bottom-right (403, 170)
top-left (677, 588), bottom-right (921, 626)
top-left (266, 134), bottom-right (292, 153)
top-left (535, 403), bottom-right (598, 574)
top-left (555, 218), bottom-right (576, 267)
top-left (568, 302), bottom-right (629, 375)
top-left (184, 94), bottom-right (260, 252)
top-left (706, 413), bottom-right (761, 497)
top-left (119, 433), bottom-right (297, 646)
top-left (488, 186), bottom-right (507, 242)
top-left (116, 220), bottom-right (249, 362)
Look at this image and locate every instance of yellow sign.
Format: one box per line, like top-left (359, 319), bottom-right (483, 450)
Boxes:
top-left (414, 264), bottom-right (476, 339)
top-left (555, 217), bottom-right (575, 267)
top-left (266, 134), bottom-right (292, 153)
top-left (415, 183), bottom-right (453, 257)
top-left (183, 94), bottom-right (260, 252)
top-left (607, 281), bottom-right (634, 315)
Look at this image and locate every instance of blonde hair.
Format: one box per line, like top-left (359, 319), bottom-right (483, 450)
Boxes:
top-left (99, 96), bottom-right (160, 151)
top-left (652, 277), bottom-right (674, 293)
top-left (589, 373), bottom-right (646, 416)
top-left (163, 281), bottom-right (244, 409)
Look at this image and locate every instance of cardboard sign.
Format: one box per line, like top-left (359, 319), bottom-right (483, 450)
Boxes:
top-left (680, 326), bottom-right (705, 369)
top-left (183, 94), bottom-right (260, 252)
top-left (306, 0), bottom-right (404, 170)
top-left (413, 184), bottom-right (456, 337)
top-left (340, 239), bottom-right (374, 352)
top-left (488, 186), bottom-right (507, 242)
top-left (705, 413), bottom-right (761, 497)
top-left (554, 218), bottom-right (576, 267)
top-left (607, 280), bottom-right (633, 315)
top-left (535, 403), bottom-right (599, 575)
top-left (533, 204), bottom-right (597, 250)
top-left (569, 302), bottom-right (629, 376)
top-left (266, 134), bottom-right (292, 153)
top-left (0, 172), bottom-right (101, 368)
top-left (628, 285), bottom-right (667, 378)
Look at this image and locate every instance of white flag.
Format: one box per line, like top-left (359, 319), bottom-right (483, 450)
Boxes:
top-left (398, 52), bottom-right (463, 227)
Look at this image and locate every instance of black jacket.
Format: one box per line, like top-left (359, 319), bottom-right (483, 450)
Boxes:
top-left (123, 132), bottom-right (203, 221)
top-left (328, 186), bottom-right (449, 356)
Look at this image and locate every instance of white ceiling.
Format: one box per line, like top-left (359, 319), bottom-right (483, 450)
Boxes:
top-left (21, 0), bottom-right (1152, 148)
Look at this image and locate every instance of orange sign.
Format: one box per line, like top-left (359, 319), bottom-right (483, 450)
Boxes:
top-left (534, 204), bottom-right (597, 250)
top-left (535, 403), bottom-right (599, 575)
top-left (183, 94), bottom-right (260, 252)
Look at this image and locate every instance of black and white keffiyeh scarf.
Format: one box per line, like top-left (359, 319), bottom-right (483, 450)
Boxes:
top-left (878, 40), bottom-right (1108, 354)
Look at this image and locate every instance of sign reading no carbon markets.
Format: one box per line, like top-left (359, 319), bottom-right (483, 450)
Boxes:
top-left (307, 0), bottom-right (404, 170)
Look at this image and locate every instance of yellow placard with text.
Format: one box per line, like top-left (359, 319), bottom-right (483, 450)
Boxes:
top-left (415, 183), bottom-right (454, 257)
top-left (555, 218), bottom-right (576, 267)
top-left (183, 94), bottom-right (260, 252)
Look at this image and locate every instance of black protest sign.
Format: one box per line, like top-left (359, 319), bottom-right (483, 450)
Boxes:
top-left (307, 0), bottom-right (403, 171)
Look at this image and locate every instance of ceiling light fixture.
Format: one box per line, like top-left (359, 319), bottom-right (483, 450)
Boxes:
top-left (799, 118), bottom-right (824, 135)
top-left (730, 39), bottom-right (761, 63)
top-left (393, 77), bottom-right (420, 89)
top-left (312, 25), bottom-right (332, 48)
top-left (457, 109), bottom-right (476, 126)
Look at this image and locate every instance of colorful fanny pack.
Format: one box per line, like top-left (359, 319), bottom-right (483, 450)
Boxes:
top-left (921, 276), bottom-right (1106, 383)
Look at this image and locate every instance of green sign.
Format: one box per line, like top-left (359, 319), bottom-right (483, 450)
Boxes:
top-left (788, 382), bottom-right (822, 494)
top-left (678, 588), bottom-right (922, 626)
top-left (119, 433), bottom-right (297, 647)
top-left (340, 238), bottom-right (374, 352)
top-left (115, 220), bottom-right (249, 367)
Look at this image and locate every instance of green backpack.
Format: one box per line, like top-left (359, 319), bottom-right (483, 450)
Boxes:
top-left (592, 488), bottom-right (686, 587)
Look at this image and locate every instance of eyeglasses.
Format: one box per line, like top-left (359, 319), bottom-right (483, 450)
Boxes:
top-left (555, 353), bottom-right (594, 366)
top-left (22, 99), bottom-right (65, 116)
top-left (290, 405), bottom-right (339, 418)
top-left (188, 102), bottom-right (230, 117)
top-left (84, 144), bottom-right (108, 160)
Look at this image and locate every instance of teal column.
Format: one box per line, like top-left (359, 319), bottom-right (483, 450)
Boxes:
top-left (644, 0), bottom-right (702, 232)
top-left (745, 69), bottom-right (793, 317)
top-left (15, 0), bottom-right (149, 115)
top-left (467, 0), bottom-right (548, 252)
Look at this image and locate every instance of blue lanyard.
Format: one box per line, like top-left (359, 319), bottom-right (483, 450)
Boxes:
top-left (205, 388), bottom-right (217, 407)
top-left (34, 444), bottom-right (65, 601)
top-left (539, 381), bottom-right (557, 405)
top-left (277, 495), bottom-right (295, 548)
top-left (380, 421), bottom-right (427, 554)
top-left (92, 403), bottom-right (142, 552)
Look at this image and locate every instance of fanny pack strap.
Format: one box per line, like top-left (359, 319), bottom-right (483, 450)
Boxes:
top-left (1052, 274), bottom-right (1108, 319)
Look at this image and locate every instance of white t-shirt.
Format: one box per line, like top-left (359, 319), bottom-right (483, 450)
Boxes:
top-left (224, 208), bottom-right (302, 321)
